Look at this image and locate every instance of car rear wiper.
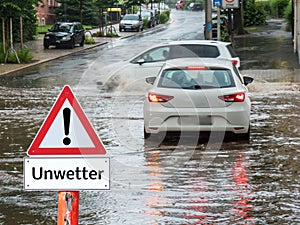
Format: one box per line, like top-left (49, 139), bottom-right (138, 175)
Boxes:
top-left (183, 84), bottom-right (217, 89)
top-left (182, 84), bottom-right (202, 89)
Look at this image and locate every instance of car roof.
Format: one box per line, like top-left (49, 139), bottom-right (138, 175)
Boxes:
top-left (166, 40), bottom-right (231, 46)
top-left (128, 40), bottom-right (235, 62)
top-left (144, 40), bottom-right (232, 50)
top-left (161, 58), bottom-right (234, 70)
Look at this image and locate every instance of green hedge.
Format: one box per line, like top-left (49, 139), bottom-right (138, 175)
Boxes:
top-left (244, 1), bottom-right (268, 27)
top-left (269, 0), bottom-right (290, 18)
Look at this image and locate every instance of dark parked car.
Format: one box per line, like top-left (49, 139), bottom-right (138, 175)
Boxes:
top-left (43, 22), bottom-right (85, 49)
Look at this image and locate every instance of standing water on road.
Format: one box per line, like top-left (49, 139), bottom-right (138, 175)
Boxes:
top-left (0, 11), bottom-right (299, 224)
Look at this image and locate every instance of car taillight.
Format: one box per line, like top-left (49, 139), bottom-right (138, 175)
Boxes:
top-left (218, 93), bottom-right (245, 102)
top-left (231, 59), bottom-right (238, 66)
top-left (148, 93), bottom-right (174, 102)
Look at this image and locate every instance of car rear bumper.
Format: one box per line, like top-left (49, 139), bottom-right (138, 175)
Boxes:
top-left (144, 104), bottom-right (250, 134)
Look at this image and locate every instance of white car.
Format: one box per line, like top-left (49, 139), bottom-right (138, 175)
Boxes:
top-left (119, 14), bottom-right (143, 32)
top-left (143, 58), bottom-right (253, 141)
top-left (103, 40), bottom-right (241, 90)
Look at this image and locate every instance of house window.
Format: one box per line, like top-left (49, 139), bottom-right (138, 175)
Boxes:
top-left (42, 17), bottom-right (46, 26)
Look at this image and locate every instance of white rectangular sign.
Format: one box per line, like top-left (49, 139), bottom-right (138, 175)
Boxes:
top-left (24, 157), bottom-right (110, 190)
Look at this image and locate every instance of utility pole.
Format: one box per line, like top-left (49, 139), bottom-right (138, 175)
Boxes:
top-left (205, 0), bottom-right (212, 39)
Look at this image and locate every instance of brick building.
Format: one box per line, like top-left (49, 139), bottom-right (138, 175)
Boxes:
top-left (36, 0), bottom-right (60, 25)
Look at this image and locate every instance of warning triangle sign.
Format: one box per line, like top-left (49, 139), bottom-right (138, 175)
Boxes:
top-left (27, 86), bottom-right (107, 156)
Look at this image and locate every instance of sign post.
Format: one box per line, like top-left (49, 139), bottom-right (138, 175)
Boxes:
top-left (24, 85), bottom-right (110, 225)
top-left (213, 0), bottom-right (222, 40)
top-left (57, 191), bottom-right (79, 225)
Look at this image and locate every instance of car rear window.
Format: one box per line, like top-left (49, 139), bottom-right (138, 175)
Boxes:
top-left (158, 68), bottom-right (235, 89)
top-left (169, 45), bottom-right (220, 59)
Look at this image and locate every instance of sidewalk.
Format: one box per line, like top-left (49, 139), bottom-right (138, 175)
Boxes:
top-left (0, 24), bottom-right (135, 76)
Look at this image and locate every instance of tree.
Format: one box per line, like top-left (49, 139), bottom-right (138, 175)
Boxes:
top-left (0, 0), bottom-right (38, 51)
top-left (54, 0), bottom-right (99, 26)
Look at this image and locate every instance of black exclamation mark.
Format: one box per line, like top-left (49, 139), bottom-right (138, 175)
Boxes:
top-left (63, 108), bottom-right (71, 145)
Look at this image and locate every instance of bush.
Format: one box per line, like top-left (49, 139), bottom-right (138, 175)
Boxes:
top-left (159, 11), bottom-right (170, 24)
top-left (143, 18), bottom-right (149, 30)
top-left (6, 47), bottom-right (33, 64)
top-left (269, 0), bottom-right (290, 18)
top-left (85, 35), bottom-right (95, 44)
top-left (244, 1), bottom-right (268, 26)
top-left (284, 0), bottom-right (293, 31)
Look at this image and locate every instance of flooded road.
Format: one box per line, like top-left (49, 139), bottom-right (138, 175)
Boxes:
top-left (0, 10), bottom-right (300, 225)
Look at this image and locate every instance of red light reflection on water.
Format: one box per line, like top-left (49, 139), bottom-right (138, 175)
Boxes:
top-left (142, 151), bottom-right (255, 224)
top-left (230, 152), bottom-right (254, 224)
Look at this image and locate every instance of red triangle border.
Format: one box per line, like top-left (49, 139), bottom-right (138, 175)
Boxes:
top-left (27, 86), bottom-right (107, 155)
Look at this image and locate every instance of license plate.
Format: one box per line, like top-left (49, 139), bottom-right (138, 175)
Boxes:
top-left (180, 116), bottom-right (212, 125)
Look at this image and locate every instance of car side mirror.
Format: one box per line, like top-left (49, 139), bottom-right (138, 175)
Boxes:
top-left (145, 76), bottom-right (156, 85)
top-left (243, 76), bottom-right (254, 86)
top-left (137, 58), bottom-right (145, 65)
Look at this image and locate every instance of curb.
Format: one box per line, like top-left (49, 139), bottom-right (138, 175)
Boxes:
top-left (0, 42), bottom-right (107, 76)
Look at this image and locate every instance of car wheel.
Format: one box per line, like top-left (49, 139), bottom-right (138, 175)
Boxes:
top-left (43, 43), bottom-right (49, 49)
top-left (144, 128), bottom-right (167, 144)
top-left (144, 128), bottom-right (151, 139)
top-left (80, 36), bottom-right (85, 47)
top-left (69, 39), bottom-right (75, 49)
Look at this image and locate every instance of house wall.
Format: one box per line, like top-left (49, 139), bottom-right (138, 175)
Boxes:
top-left (36, 0), bottom-right (60, 25)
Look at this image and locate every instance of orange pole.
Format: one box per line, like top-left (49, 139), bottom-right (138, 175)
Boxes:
top-left (57, 191), bottom-right (79, 225)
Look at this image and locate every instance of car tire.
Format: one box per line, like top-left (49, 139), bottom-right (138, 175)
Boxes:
top-left (80, 36), bottom-right (85, 47)
top-left (69, 39), bottom-right (75, 49)
top-left (144, 128), bottom-right (167, 144)
top-left (43, 43), bottom-right (49, 49)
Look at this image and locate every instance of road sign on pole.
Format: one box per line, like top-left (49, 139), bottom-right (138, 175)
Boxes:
top-left (24, 85), bottom-right (110, 225)
top-left (27, 85), bottom-right (107, 156)
top-left (213, 0), bottom-right (222, 7)
top-left (222, 0), bottom-right (239, 8)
